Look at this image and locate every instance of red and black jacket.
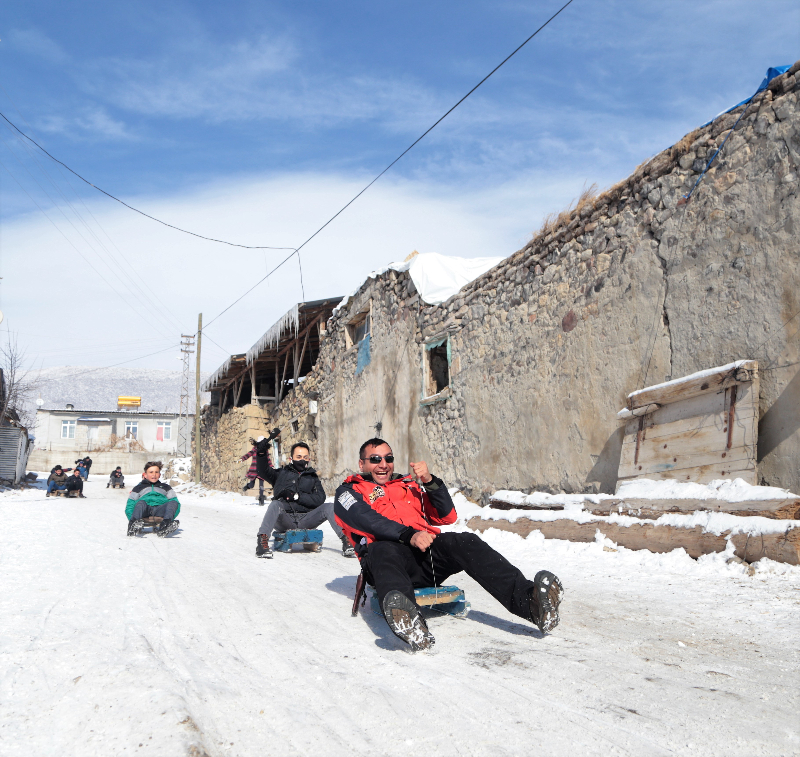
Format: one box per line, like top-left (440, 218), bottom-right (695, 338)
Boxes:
top-left (334, 472), bottom-right (457, 557)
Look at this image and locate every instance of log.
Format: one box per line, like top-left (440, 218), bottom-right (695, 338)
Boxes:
top-left (489, 495), bottom-right (800, 520)
top-left (626, 360), bottom-right (758, 410)
top-left (467, 515), bottom-right (800, 565)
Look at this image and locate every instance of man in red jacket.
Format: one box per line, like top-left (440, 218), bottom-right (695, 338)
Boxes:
top-left (335, 437), bottom-right (563, 651)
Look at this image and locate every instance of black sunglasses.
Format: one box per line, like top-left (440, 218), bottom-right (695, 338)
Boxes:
top-left (362, 454), bottom-right (394, 464)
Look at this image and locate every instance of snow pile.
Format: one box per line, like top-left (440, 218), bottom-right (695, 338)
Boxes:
top-left (491, 489), bottom-right (615, 509)
top-left (333, 251), bottom-right (504, 313)
top-left (615, 477), bottom-right (797, 502)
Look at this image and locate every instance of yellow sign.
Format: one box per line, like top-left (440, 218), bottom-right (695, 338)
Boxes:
top-left (117, 396), bottom-right (141, 407)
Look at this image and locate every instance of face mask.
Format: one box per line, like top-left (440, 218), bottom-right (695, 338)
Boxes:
top-left (292, 459), bottom-right (308, 471)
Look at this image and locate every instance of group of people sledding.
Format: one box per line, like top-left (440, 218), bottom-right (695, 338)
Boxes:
top-left (234, 433), bottom-right (565, 651)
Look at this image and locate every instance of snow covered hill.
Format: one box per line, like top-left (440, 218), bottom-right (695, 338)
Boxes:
top-left (27, 366), bottom-right (210, 414)
top-left (1, 480), bottom-right (798, 756)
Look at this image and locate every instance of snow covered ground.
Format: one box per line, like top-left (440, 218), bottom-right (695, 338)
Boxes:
top-left (2, 479), bottom-right (799, 756)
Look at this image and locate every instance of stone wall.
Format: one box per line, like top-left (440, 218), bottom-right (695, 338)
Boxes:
top-left (201, 62), bottom-right (800, 499)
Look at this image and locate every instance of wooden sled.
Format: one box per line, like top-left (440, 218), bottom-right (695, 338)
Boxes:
top-left (351, 571), bottom-right (470, 619)
top-left (273, 529), bottom-right (323, 553)
top-left (51, 489), bottom-right (81, 498)
top-left (141, 516), bottom-right (164, 532)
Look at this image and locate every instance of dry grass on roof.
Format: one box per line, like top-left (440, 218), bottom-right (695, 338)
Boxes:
top-left (531, 182), bottom-right (598, 242)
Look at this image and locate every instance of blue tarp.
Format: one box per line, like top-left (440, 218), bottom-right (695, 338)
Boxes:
top-left (355, 335), bottom-right (371, 375)
top-left (702, 65), bottom-right (791, 126)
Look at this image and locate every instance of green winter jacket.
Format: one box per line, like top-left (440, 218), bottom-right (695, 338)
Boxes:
top-left (125, 479), bottom-right (181, 520)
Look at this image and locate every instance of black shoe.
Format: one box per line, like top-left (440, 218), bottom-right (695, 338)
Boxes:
top-left (256, 533), bottom-right (273, 558)
top-left (156, 519), bottom-right (179, 538)
top-left (529, 570), bottom-right (564, 634)
top-left (341, 536), bottom-right (356, 558)
top-left (46, 492), bottom-right (50, 497)
top-left (127, 519), bottom-right (144, 537)
top-left (106, 484), bottom-right (110, 488)
top-left (381, 590), bottom-right (435, 652)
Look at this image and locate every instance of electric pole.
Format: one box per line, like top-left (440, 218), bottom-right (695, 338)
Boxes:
top-left (194, 313), bottom-right (202, 484)
top-left (178, 334), bottom-right (195, 457)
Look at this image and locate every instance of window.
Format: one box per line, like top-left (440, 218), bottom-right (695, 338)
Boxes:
top-left (125, 421), bottom-right (138, 439)
top-left (157, 421), bottom-right (171, 441)
top-left (347, 309), bottom-right (372, 375)
top-left (61, 420), bottom-right (76, 439)
top-left (291, 419), bottom-right (299, 434)
top-left (423, 336), bottom-right (450, 400)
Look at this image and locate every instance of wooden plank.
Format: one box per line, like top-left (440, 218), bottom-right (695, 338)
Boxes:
top-left (618, 440), bottom-right (754, 480)
top-left (619, 382), bottom-right (758, 482)
top-left (466, 515), bottom-right (800, 565)
top-left (588, 497), bottom-right (800, 520)
top-left (621, 383), bottom-right (757, 444)
top-left (627, 360), bottom-right (757, 410)
top-left (617, 459), bottom-right (757, 486)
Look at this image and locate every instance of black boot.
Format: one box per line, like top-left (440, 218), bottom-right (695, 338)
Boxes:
top-left (156, 519), bottom-right (180, 538)
top-left (381, 590), bottom-right (435, 652)
top-left (528, 570), bottom-right (564, 634)
top-left (127, 519), bottom-right (144, 537)
top-left (341, 535), bottom-right (356, 558)
top-left (256, 533), bottom-right (273, 558)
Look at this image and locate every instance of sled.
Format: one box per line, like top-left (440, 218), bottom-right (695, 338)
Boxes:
top-left (352, 573), bottom-right (470, 619)
top-left (109, 483), bottom-right (125, 489)
top-left (141, 516), bottom-right (164, 532)
top-left (273, 529), bottom-right (324, 553)
top-left (51, 489), bottom-right (82, 498)
top-left (369, 586), bottom-right (470, 619)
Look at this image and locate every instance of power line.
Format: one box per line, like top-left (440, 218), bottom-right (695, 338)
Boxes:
top-left (206, 0), bottom-right (575, 328)
top-left (0, 110), bottom-right (295, 251)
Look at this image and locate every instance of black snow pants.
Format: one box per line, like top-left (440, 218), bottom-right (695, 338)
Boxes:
top-left (363, 532), bottom-right (535, 622)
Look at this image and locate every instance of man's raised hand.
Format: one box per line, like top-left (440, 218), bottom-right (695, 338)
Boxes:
top-left (409, 461), bottom-right (432, 484)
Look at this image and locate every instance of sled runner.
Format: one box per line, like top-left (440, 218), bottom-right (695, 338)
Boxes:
top-left (351, 571), bottom-right (470, 619)
top-left (110, 483), bottom-right (125, 489)
top-left (51, 490), bottom-right (81, 498)
top-left (273, 529), bottom-right (324, 552)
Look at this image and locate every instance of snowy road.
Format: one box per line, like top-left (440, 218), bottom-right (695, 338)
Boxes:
top-left (1, 479), bottom-right (799, 756)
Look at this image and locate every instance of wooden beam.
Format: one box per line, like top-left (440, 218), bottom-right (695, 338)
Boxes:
top-left (278, 349), bottom-right (290, 403)
top-left (467, 515), bottom-right (800, 565)
top-left (627, 360), bottom-right (758, 410)
top-left (233, 374), bottom-right (244, 406)
top-left (250, 363), bottom-right (258, 405)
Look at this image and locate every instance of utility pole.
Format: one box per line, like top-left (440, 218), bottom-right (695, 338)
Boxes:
top-left (178, 334), bottom-right (195, 457)
top-left (194, 313), bottom-right (202, 484)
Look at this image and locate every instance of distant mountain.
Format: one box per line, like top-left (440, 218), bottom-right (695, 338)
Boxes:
top-left (28, 366), bottom-right (211, 415)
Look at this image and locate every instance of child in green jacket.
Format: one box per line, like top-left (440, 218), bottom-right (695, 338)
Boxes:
top-left (126, 461), bottom-right (181, 537)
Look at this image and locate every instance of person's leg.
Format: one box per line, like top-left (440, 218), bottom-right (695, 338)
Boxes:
top-left (294, 503), bottom-right (344, 538)
top-left (47, 480), bottom-right (56, 494)
top-left (130, 500), bottom-right (152, 521)
top-left (429, 532), bottom-right (536, 621)
top-left (365, 541), bottom-right (427, 607)
top-left (257, 500), bottom-right (289, 536)
top-left (151, 501), bottom-right (179, 520)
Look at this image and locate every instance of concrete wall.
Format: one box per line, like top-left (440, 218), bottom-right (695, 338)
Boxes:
top-left (27, 450), bottom-right (163, 476)
top-left (201, 63), bottom-right (800, 499)
top-left (34, 409), bottom-right (182, 455)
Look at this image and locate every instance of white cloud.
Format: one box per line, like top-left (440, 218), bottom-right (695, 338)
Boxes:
top-left (7, 28), bottom-right (68, 64)
top-left (2, 169), bottom-right (588, 372)
top-left (36, 107), bottom-right (135, 141)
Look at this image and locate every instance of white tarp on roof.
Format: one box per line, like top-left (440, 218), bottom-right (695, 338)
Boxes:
top-left (333, 251), bottom-right (504, 314)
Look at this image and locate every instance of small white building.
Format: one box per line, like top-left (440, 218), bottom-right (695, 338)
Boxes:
top-left (34, 406), bottom-right (189, 455)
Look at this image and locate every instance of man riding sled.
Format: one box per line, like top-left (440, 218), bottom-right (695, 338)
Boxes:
top-left (335, 437), bottom-right (564, 652)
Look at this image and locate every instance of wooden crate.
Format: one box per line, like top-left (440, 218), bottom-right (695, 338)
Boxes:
top-left (617, 361), bottom-right (759, 487)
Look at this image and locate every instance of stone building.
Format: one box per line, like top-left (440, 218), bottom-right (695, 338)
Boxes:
top-left (201, 63), bottom-right (800, 500)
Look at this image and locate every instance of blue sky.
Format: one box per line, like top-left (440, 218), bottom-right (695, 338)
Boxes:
top-left (0, 0), bottom-right (797, 374)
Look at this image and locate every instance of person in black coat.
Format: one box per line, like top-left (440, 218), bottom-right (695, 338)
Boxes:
top-left (254, 442), bottom-right (353, 559)
top-left (65, 469), bottom-right (85, 497)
